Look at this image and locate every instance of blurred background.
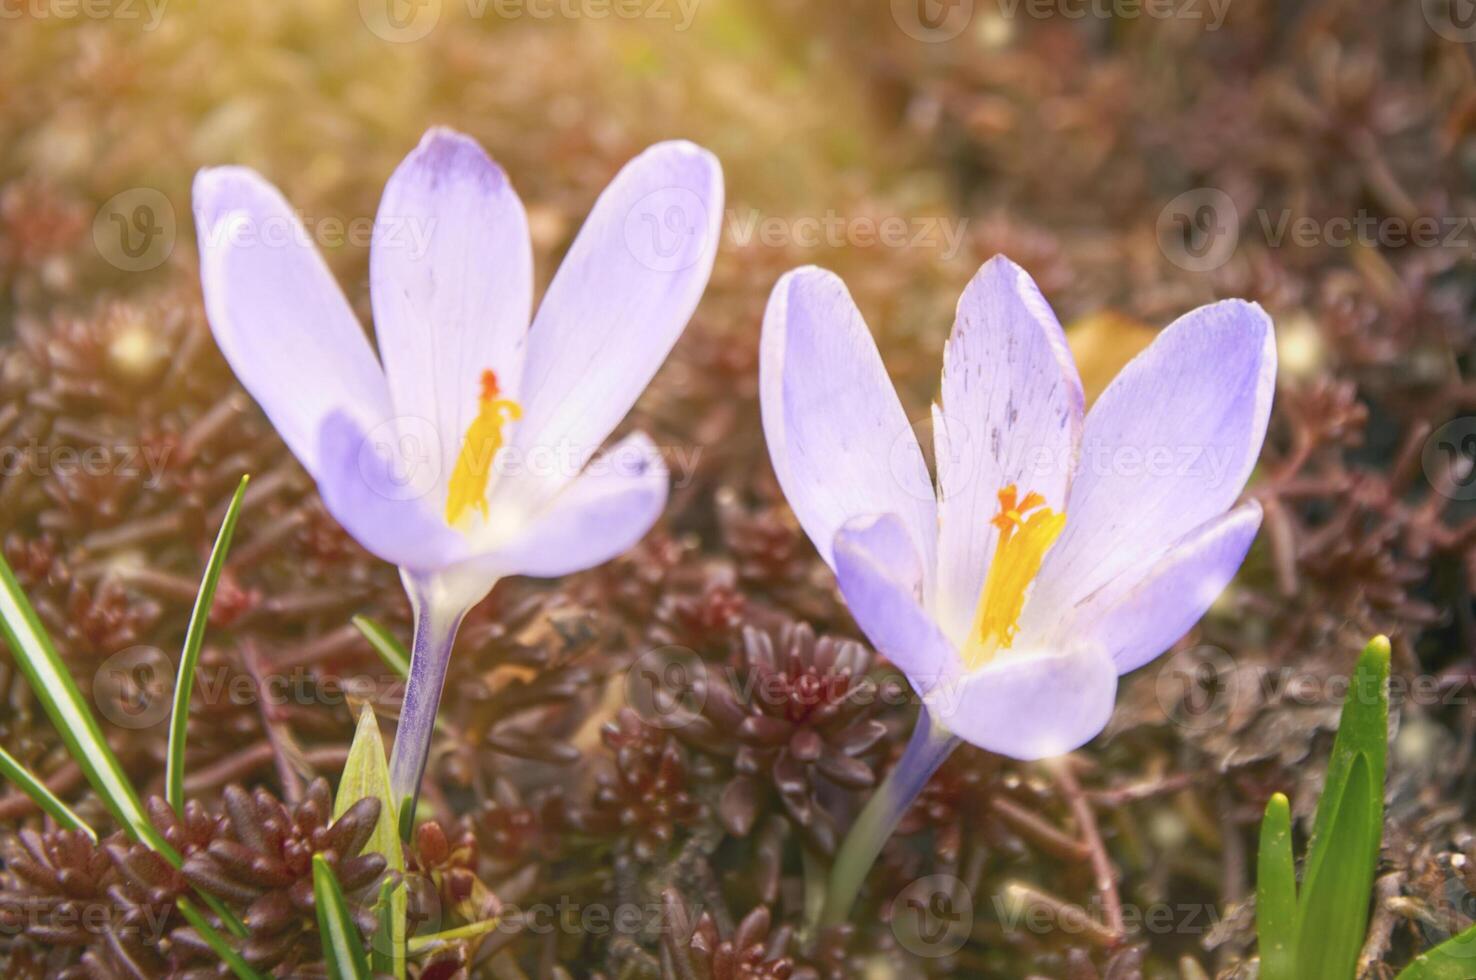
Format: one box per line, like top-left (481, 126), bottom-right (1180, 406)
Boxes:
top-left (1, 0), bottom-right (1475, 976)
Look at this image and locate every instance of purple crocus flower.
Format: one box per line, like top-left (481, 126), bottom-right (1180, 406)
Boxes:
top-left (194, 128), bottom-right (723, 810)
top-left (761, 256), bottom-right (1273, 923)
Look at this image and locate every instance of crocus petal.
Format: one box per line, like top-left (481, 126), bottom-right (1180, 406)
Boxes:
top-left (932, 256), bottom-right (1084, 646)
top-left (833, 514), bottom-right (958, 689)
top-left (370, 128), bottom-right (534, 510)
top-left (194, 167), bottom-right (392, 474)
top-left (504, 142), bottom-right (722, 509)
top-left (315, 411), bottom-right (471, 573)
top-left (760, 267), bottom-right (938, 590)
top-left (476, 431), bottom-right (668, 579)
top-left (1067, 501), bottom-right (1262, 675)
top-left (1026, 300), bottom-right (1275, 625)
top-left (925, 643), bottom-right (1118, 760)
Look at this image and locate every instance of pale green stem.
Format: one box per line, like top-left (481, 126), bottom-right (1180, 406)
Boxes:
top-left (818, 705), bottom-right (960, 929)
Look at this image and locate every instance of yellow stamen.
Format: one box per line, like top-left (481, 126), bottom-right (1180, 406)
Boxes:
top-left (962, 484), bottom-right (1066, 670)
top-left (444, 370), bottom-right (521, 528)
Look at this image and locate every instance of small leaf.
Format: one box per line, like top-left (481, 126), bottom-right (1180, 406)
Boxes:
top-left (167, 474), bottom-right (249, 815)
top-left (0, 744), bottom-right (97, 842)
top-left (1292, 636), bottom-right (1390, 980)
top-left (1256, 792), bottom-right (1296, 980)
top-left (1396, 925), bottom-right (1476, 979)
top-left (352, 615), bottom-right (409, 678)
top-left (406, 916), bottom-right (504, 955)
top-left (175, 898), bottom-right (265, 980)
top-left (314, 853), bottom-right (372, 980)
top-left (336, 706), bottom-right (404, 979)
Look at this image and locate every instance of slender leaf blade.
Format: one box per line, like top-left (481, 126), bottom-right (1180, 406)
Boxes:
top-left (176, 898), bottom-right (265, 980)
top-left (167, 474), bottom-right (249, 814)
top-left (314, 853), bottom-right (371, 980)
top-left (0, 551), bottom-right (173, 858)
top-left (352, 615), bottom-right (409, 678)
top-left (0, 744), bottom-right (97, 841)
top-left (1293, 636), bottom-right (1389, 980)
top-left (335, 705), bottom-right (404, 979)
top-left (1256, 792), bottom-right (1296, 980)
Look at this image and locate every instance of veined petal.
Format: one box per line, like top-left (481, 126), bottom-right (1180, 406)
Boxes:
top-left (1025, 300), bottom-right (1275, 627)
top-left (760, 267), bottom-right (938, 591)
top-left (833, 514), bottom-right (958, 690)
top-left (315, 412), bottom-right (471, 573)
top-left (925, 642), bottom-right (1118, 760)
top-left (1067, 501), bottom-right (1262, 675)
top-left (933, 256), bottom-right (1083, 647)
top-left (370, 128), bottom-right (534, 513)
top-left (504, 142), bottom-right (722, 509)
top-left (476, 431), bottom-right (668, 579)
top-left (194, 167), bottom-right (392, 475)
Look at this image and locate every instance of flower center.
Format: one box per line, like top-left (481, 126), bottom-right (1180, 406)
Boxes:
top-left (962, 485), bottom-right (1066, 670)
top-left (444, 370), bottom-right (522, 528)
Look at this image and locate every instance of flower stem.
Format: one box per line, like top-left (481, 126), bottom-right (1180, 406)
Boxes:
top-left (387, 577), bottom-right (466, 835)
top-left (818, 705), bottom-right (959, 929)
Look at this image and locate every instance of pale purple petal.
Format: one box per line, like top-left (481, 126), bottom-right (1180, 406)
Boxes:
top-left (503, 142), bottom-right (721, 509)
top-left (315, 412), bottom-right (471, 573)
top-left (1024, 300), bottom-right (1275, 632)
top-left (370, 128), bottom-right (534, 512)
top-left (476, 432), bottom-right (668, 579)
top-left (1067, 501), bottom-right (1262, 675)
top-left (925, 643), bottom-right (1118, 760)
top-left (194, 167), bottom-right (392, 475)
top-left (932, 256), bottom-right (1083, 645)
top-left (760, 267), bottom-right (938, 592)
top-left (833, 514), bottom-right (958, 689)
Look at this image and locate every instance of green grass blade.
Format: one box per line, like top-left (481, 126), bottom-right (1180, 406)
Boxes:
top-left (352, 615), bottom-right (409, 678)
top-left (1396, 925), bottom-right (1476, 979)
top-left (176, 898), bottom-right (265, 980)
top-left (336, 705), bottom-right (405, 979)
top-left (167, 474), bottom-right (249, 815)
top-left (1293, 636), bottom-right (1390, 980)
top-left (0, 550), bottom-right (173, 859)
top-left (0, 744), bottom-right (97, 841)
top-left (314, 853), bottom-right (371, 980)
top-left (1256, 792), bottom-right (1296, 980)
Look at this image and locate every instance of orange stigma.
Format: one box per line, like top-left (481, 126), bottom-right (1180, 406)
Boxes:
top-left (444, 369), bottom-right (522, 528)
top-left (962, 484), bottom-right (1066, 670)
